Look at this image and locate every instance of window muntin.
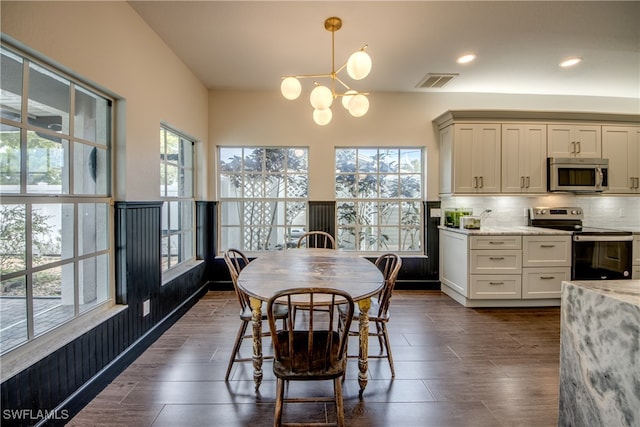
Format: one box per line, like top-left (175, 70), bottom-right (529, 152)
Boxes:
top-left (218, 147), bottom-right (308, 252)
top-left (335, 148), bottom-right (422, 253)
top-left (0, 44), bottom-right (112, 355)
top-left (160, 126), bottom-right (195, 272)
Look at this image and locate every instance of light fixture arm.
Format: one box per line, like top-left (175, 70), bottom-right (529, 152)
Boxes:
top-left (280, 16), bottom-right (371, 125)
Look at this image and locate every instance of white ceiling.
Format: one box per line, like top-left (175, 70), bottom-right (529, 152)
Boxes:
top-left (128, 1), bottom-right (640, 99)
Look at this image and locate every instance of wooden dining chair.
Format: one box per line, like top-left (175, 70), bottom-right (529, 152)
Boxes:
top-left (267, 287), bottom-right (354, 427)
top-left (222, 248), bottom-right (287, 381)
top-left (340, 252), bottom-right (402, 378)
top-left (296, 231), bottom-right (336, 249)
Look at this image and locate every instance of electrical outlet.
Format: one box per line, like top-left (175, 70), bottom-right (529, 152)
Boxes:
top-left (143, 299), bottom-right (150, 317)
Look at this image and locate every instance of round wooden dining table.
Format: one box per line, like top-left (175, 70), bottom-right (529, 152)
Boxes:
top-left (237, 248), bottom-right (384, 396)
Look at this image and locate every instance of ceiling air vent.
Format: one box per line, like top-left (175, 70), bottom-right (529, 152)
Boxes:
top-left (416, 73), bottom-right (458, 89)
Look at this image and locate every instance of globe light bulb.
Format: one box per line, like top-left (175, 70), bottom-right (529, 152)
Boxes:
top-left (341, 90), bottom-right (358, 110)
top-left (347, 50), bottom-right (372, 80)
top-left (348, 94), bottom-right (369, 117)
top-left (281, 77), bottom-right (301, 100)
top-left (313, 108), bottom-right (332, 126)
top-left (310, 85), bottom-right (333, 110)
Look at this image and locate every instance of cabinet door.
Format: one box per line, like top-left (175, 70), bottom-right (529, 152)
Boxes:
top-left (502, 125), bottom-right (547, 193)
top-left (523, 236), bottom-right (571, 267)
top-left (602, 126), bottom-right (640, 193)
top-left (471, 235), bottom-right (521, 250)
top-left (439, 230), bottom-right (469, 296)
top-left (452, 124), bottom-right (501, 193)
top-left (548, 124), bottom-right (601, 158)
top-left (522, 267), bottom-right (570, 299)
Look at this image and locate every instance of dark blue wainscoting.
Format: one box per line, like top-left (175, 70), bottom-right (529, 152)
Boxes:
top-left (1, 201), bottom-right (210, 427)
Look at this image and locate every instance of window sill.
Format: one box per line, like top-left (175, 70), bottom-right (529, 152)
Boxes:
top-left (0, 303), bottom-right (128, 383)
top-left (162, 259), bottom-right (204, 286)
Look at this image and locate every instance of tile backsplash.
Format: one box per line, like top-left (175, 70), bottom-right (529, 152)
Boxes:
top-left (440, 195), bottom-right (640, 230)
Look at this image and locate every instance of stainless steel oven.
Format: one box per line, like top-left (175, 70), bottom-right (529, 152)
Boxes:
top-left (528, 207), bottom-right (633, 280)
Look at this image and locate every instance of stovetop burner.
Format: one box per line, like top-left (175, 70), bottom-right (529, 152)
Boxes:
top-left (528, 207), bottom-right (632, 236)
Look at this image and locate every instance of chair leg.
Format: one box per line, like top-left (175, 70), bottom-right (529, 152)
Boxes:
top-left (334, 377), bottom-right (345, 427)
top-left (381, 322), bottom-right (395, 378)
top-left (225, 319), bottom-right (248, 381)
top-left (375, 321), bottom-right (384, 353)
top-left (274, 378), bottom-right (285, 427)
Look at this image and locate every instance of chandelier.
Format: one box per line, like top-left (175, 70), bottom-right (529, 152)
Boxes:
top-left (280, 17), bottom-right (372, 126)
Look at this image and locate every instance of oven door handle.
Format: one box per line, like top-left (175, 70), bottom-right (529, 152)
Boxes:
top-left (573, 235), bottom-right (633, 242)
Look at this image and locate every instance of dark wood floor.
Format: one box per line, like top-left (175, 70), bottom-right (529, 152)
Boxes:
top-left (68, 290), bottom-right (561, 426)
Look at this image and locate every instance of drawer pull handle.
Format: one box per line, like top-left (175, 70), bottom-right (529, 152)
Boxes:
top-left (489, 241), bottom-right (504, 244)
top-left (540, 276), bottom-right (555, 280)
top-left (489, 257), bottom-right (505, 260)
top-left (489, 281), bottom-right (504, 285)
top-left (540, 245), bottom-right (556, 248)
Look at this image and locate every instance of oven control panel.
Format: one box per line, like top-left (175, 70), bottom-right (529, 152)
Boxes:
top-left (529, 207), bottom-right (583, 221)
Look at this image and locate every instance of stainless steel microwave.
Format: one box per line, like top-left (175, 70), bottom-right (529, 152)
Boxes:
top-left (547, 157), bottom-right (609, 192)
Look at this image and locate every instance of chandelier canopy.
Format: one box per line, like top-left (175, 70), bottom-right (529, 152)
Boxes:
top-left (280, 17), bottom-right (372, 126)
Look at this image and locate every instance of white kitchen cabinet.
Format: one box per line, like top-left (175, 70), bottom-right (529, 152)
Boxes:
top-left (439, 228), bottom-right (566, 307)
top-left (602, 126), bottom-right (640, 193)
top-left (522, 235), bottom-right (571, 299)
top-left (501, 124), bottom-right (547, 193)
top-left (440, 123), bottom-right (501, 194)
top-left (548, 124), bottom-right (601, 158)
top-left (633, 235), bottom-right (640, 280)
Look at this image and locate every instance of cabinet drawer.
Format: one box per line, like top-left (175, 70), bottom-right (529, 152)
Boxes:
top-left (470, 250), bottom-right (522, 274)
top-left (470, 275), bottom-right (522, 299)
top-left (471, 235), bottom-right (522, 250)
top-left (522, 267), bottom-right (570, 299)
top-left (523, 236), bottom-right (571, 267)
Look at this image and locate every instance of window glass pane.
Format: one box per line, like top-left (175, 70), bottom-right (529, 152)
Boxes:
top-left (1, 48), bottom-right (23, 123)
top-left (381, 174), bottom-right (398, 198)
top-left (181, 230), bottom-right (193, 262)
top-left (78, 203), bottom-right (108, 255)
top-left (0, 124), bottom-right (21, 193)
top-left (169, 201), bottom-right (179, 230)
top-left (168, 234), bottom-right (179, 266)
top-left (33, 263), bottom-right (74, 336)
top-left (400, 148), bottom-right (421, 172)
top-left (287, 148), bottom-right (308, 172)
top-left (337, 228), bottom-right (356, 250)
top-left (28, 62), bottom-right (70, 135)
top-left (379, 149), bottom-right (399, 172)
top-left (79, 254), bottom-right (109, 313)
top-left (74, 143), bottom-right (107, 195)
top-left (243, 148), bottom-right (262, 172)
top-left (401, 226), bottom-right (421, 251)
top-left (358, 149), bottom-right (378, 172)
top-left (0, 204), bottom-right (26, 272)
top-left (0, 276), bottom-right (27, 352)
top-left (161, 236), bottom-right (169, 271)
top-left (287, 174), bottom-right (308, 198)
top-left (219, 147), bottom-right (243, 172)
top-left (380, 226), bottom-right (399, 251)
top-left (335, 173), bottom-right (356, 199)
top-left (221, 201), bottom-right (241, 226)
top-left (400, 174), bottom-right (421, 198)
top-left (286, 202), bottom-right (306, 226)
top-left (27, 131), bottom-right (68, 194)
top-left (165, 164), bottom-right (179, 197)
top-left (74, 85), bottom-right (108, 145)
top-left (358, 173), bottom-right (378, 198)
top-left (180, 201), bottom-right (193, 230)
top-left (219, 173), bottom-right (241, 198)
top-left (32, 204), bottom-right (74, 267)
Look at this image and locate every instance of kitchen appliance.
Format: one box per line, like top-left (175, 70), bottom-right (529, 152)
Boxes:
top-left (548, 157), bottom-right (609, 192)
top-left (443, 208), bottom-right (473, 228)
top-left (528, 207), bottom-right (633, 280)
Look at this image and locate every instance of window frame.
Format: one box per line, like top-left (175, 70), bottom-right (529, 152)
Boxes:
top-left (217, 146), bottom-right (309, 254)
top-left (159, 125), bottom-right (196, 275)
top-left (0, 42), bottom-right (115, 356)
top-left (334, 147), bottom-right (424, 254)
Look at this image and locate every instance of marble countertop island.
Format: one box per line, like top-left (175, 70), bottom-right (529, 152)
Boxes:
top-left (559, 280), bottom-right (640, 427)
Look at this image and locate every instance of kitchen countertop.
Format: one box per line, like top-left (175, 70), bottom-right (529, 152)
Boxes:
top-left (562, 279), bottom-right (640, 306)
top-left (438, 225), bottom-right (572, 236)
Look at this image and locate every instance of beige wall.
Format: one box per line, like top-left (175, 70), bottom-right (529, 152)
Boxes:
top-left (209, 90), bottom-right (639, 200)
top-left (1, 1), bottom-right (209, 200)
top-left (2, 1), bottom-right (637, 202)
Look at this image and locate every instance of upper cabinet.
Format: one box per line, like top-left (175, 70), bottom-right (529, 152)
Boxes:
top-left (501, 124), bottom-right (547, 193)
top-left (602, 126), bottom-right (640, 193)
top-left (440, 123), bottom-right (501, 194)
top-left (434, 111), bottom-right (640, 196)
top-left (547, 124), bottom-right (601, 158)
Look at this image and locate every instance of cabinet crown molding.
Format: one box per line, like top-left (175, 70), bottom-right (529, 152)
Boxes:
top-left (434, 110), bottom-right (640, 129)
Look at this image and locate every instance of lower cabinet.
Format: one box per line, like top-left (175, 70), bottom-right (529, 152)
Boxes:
top-left (439, 229), bottom-right (571, 307)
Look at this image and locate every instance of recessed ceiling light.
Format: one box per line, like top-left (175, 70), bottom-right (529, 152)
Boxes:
top-left (560, 57), bottom-right (582, 68)
top-left (457, 54), bottom-right (476, 64)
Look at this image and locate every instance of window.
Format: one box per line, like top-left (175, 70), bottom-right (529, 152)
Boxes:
top-left (0, 44), bottom-right (112, 354)
top-left (160, 126), bottom-right (195, 272)
top-left (218, 147), bottom-right (308, 251)
top-left (335, 148), bottom-right (422, 252)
